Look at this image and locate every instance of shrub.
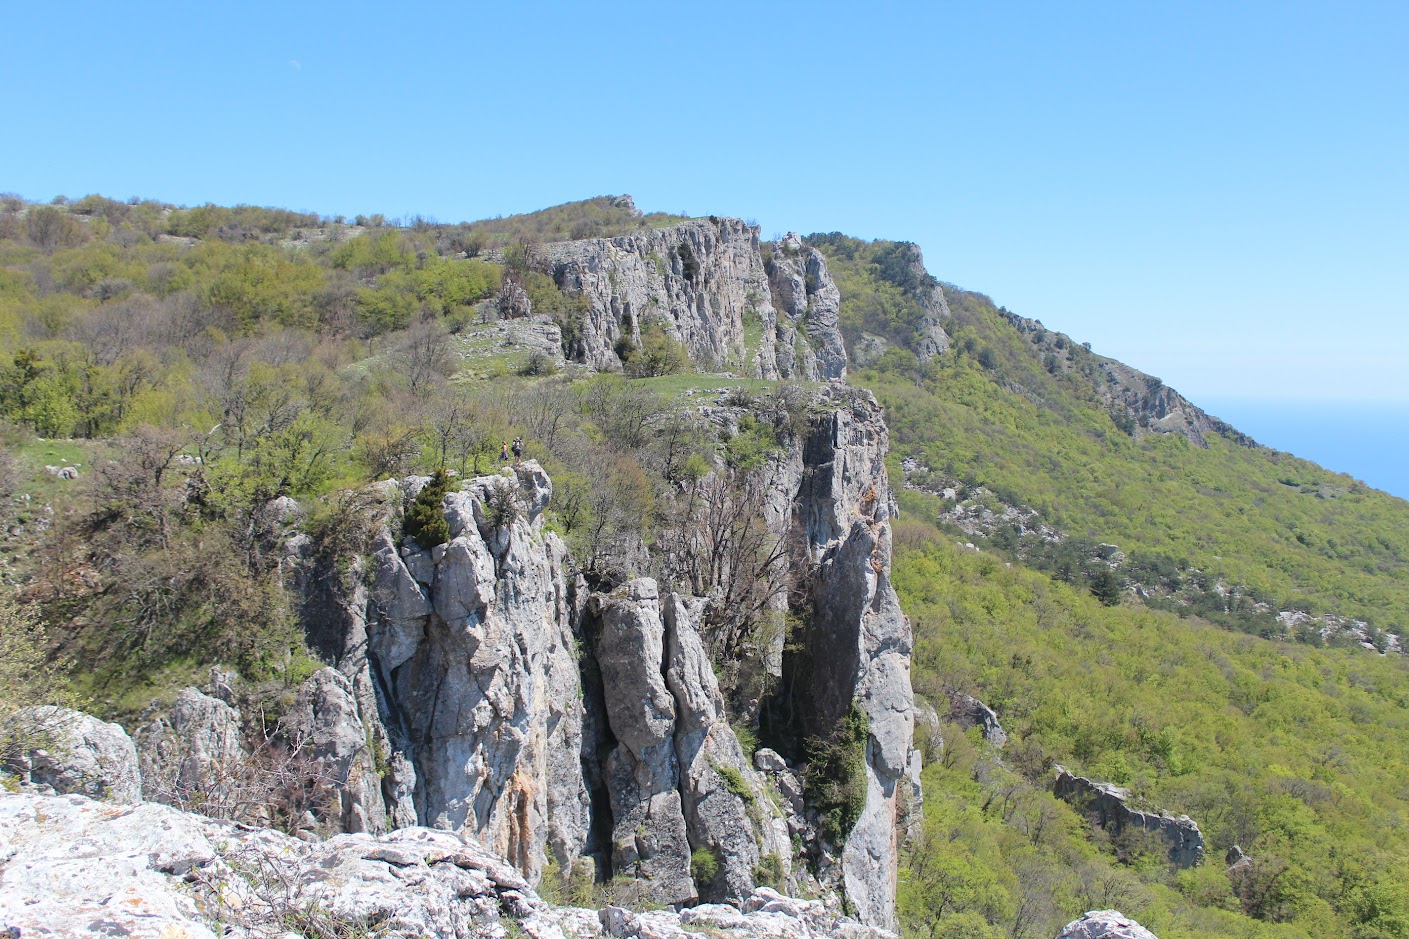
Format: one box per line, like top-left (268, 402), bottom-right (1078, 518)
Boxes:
top-left (485, 477), bottom-right (520, 528)
top-left (518, 350), bottom-right (558, 377)
top-left (715, 762), bottom-right (756, 806)
top-left (404, 468), bottom-right (453, 548)
top-left (755, 853), bottom-right (786, 891)
top-left (804, 701), bottom-right (869, 845)
top-left (0, 593), bottom-right (82, 763)
top-left (625, 326), bottom-right (689, 377)
top-left (690, 846), bottom-right (719, 884)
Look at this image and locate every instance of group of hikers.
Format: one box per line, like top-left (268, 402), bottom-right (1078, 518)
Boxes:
top-left (500, 436), bottom-right (525, 465)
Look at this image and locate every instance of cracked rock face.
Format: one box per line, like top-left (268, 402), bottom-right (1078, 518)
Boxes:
top-left (126, 398), bottom-right (916, 930)
top-left (588, 580), bottom-right (788, 906)
top-left (373, 462), bottom-right (591, 884)
top-left (767, 233), bottom-right (847, 380)
top-left (537, 220), bottom-right (847, 381)
top-left (763, 391), bottom-right (919, 931)
top-left (137, 687), bottom-right (245, 806)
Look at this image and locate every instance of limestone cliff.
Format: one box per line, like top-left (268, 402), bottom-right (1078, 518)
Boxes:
top-left (130, 397), bottom-right (916, 926)
top-left (535, 219), bottom-right (847, 380)
top-left (760, 389), bottom-right (919, 930)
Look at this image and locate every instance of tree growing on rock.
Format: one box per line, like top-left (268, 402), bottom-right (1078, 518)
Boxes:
top-left (404, 468), bottom-right (453, 549)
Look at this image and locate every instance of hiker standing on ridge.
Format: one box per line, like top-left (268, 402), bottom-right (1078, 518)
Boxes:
top-left (500, 440), bottom-right (511, 462)
top-left (511, 436), bottom-right (524, 465)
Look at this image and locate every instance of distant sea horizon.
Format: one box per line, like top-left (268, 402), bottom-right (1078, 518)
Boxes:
top-left (1203, 399), bottom-right (1409, 502)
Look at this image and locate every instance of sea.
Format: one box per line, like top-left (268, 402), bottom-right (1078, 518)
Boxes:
top-left (1204, 399), bottom-right (1409, 503)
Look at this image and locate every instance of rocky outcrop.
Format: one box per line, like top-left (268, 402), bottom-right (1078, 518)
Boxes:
top-left (947, 692), bottom-right (1008, 748)
top-left (1053, 769), bottom-right (1204, 868)
top-left (590, 580), bottom-right (697, 905)
top-left (3, 706), bottom-right (142, 803)
top-left (371, 461), bottom-right (592, 885)
top-left (136, 686), bottom-right (245, 806)
top-left (1093, 359), bottom-right (1241, 447)
top-left (285, 495), bottom-right (421, 835)
top-left (894, 242), bottom-right (951, 362)
top-left (283, 666), bottom-right (391, 834)
top-left (1057, 910), bottom-right (1160, 939)
top-left (587, 580), bottom-right (789, 906)
top-left (0, 791), bottom-right (897, 939)
top-left (762, 389), bottom-right (918, 930)
top-left (997, 309), bottom-right (1249, 449)
top-left (766, 233), bottom-right (847, 380)
top-left (125, 398), bottom-right (915, 928)
top-left (535, 219), bottom-right (846, 380)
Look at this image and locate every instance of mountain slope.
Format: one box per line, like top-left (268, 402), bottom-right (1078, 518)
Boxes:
top-left (5, 194), bottom-right (1409, 939)
top-left (809, 233), bottom-right (1409, 638)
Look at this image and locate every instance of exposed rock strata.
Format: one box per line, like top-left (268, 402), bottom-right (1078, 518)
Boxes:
top-left (1053, 768), bottom-right (1204, 868)
top-left (536, 220), bottom-right (847, 380)
top-left (0, 792), bottom-right (898, 939)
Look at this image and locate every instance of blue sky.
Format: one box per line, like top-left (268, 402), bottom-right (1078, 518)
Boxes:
top-left (2, 1), bottom-right (1406, 482)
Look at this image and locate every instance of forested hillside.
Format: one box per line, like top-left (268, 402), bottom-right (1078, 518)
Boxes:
top-left (2, 194), bottom-right (1408, 939)
top-left (811, 233), bottom-right (1409, 639)
top-left (809, 231), bottom-right (1409, 939)
top-left (0, 193), bottom-right (698, 709)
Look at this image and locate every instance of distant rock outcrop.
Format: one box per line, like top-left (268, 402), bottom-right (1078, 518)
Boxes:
top-left (947, 692), bottom-right (1008, 748)
top-left (1057, 910), bottom-right (1160, 939)
top-left (535, 219), bottom-right (848, 380)
top-left (1053, 768), bottom-right (1204, 868)
top-left (766, 233), bottom-right (848, 379)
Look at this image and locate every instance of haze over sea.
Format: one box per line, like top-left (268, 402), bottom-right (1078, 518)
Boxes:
top-left (1206, 399), bottom-right (1409, 502)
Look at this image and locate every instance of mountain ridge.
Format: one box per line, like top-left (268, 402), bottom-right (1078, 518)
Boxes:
top-left (4, 192), bottom-right (1409, 939)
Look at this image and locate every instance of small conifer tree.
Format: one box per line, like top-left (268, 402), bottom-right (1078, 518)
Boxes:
top-left (404, 468), bottom-right (453, 548)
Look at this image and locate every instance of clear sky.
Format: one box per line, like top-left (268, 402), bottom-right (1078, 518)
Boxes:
top-left (3, 1), bottom-right (1406, 481)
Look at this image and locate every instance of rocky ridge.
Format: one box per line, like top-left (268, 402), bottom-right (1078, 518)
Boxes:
top-left (898, 458), bottom-right (1406, 654)
top-left (1053, 768), bottom-right (1205, 869)
top-left (534, 220), bottom-right (847, 380)
top-left (112, 391), bottom-right (917, 929)
top-left (996, 310), bottom-right (1247, 449)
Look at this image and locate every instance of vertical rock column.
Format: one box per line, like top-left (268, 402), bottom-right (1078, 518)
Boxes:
top-left (366, 463), bottom-right (593, 885)
top-left (771, 391), bottom-right (919, 931)
top-left (588, 580), bottom-right (790, 906)
top-left (590, 579), bottom-right (697, 906)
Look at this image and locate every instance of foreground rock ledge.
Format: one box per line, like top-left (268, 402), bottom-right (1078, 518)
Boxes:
top-left (0, 792), bottom-right (898, 939)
